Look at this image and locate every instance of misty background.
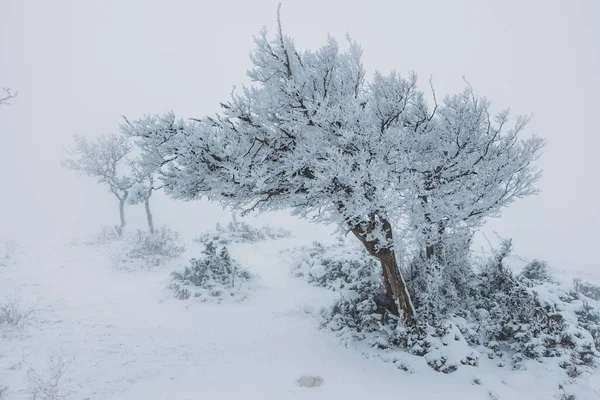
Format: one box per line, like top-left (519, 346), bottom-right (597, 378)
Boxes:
top-left (1, 0), bottom-right (598, 272)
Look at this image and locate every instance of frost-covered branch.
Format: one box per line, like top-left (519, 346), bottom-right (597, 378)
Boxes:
top-left (0, 88), bottom-right (17, 107)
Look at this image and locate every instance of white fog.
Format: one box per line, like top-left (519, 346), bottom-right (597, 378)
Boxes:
top-left (1, 1), bottom-right (599, 399)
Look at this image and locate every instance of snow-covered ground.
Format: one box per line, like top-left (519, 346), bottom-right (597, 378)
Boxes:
top-left (1, 226), bottom-right (599, 399)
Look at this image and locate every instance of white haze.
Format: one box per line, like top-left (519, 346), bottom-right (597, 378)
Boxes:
top-left (1, 0), bottom-right (599, 272)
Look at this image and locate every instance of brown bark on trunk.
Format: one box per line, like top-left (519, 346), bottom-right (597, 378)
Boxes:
top-left (377, 249), bottom-right (414, 325)
top-left (349, 216), bottom-right (415, 325)
top-left (426, 244), bottom-right (434, 259)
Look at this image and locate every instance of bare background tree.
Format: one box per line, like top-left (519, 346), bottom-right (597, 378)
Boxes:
top-left (0, 88), bottom-right (17, 107)
top-left (61, 134), bottom-right (133, 235)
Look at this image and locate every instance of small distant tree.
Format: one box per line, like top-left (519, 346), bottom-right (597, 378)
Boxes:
top-left (123, 12), bottom-right (543, 324)
top-left (126, 167), bottom-right (162, 234)
top-left (122, 114), bottom-right (172, 234)
top-left (61, 134), bottom-right (133, 233)
top-left (0, 88), bottom-right (17, 107)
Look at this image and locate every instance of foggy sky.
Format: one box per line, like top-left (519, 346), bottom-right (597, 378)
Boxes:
top-left (1, 0), bottom-right (598, 272)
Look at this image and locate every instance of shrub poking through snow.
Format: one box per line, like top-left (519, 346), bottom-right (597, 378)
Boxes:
top-left (292, 242), bottom-right (398, 345)
top-left (292, 240), bottom-right (600, 375)
top-left (0, 239), bottom-right (22, 267)
top-left (27, 353), bottom-right (72, 400)
top-left (293, 241), bottom-right (479, 372)
top-left (86, 225), bottom-right (122, 245)
top-left (195, 219), bottom-right (292, 246)
top-left (125, 226), bottom-right (186, 261)
top-left (110, 226), bottom-right (186, 269)
top-left (518, 259), bottom-right (553, 285)
top-left (571, 283), bottom-right (600, 353)
top-left (295, 376), bottom-right (324, 387)
top-left (0, 294), bottom-right (36, 328)
top-left (463, 241), bottom-right (599, 372)
top-left (0, 384), bottom-right (8, 400)
top-left (291, 240), bottom-right (380, 291)
top-left (170, 237), bottom-right (252, 302)
top-left (573, 279), bottom-right (600, 302)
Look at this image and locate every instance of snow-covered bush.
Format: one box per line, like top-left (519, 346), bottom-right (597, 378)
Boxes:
top-left (27, 353), bottom-right (72, 400)
top-left (195, 219), bottom-right (292, 246)
top-left (110, 226), bottom-right (186, 269)
top-left (403, 245), bottom-right (474, 325)
top-left (292, 241), bottom-right (379, 291)
top-left (0, 238), bottom-right (22, 267)
top-left (292, 241), bottom-right (402, 347)
top-left (0, 294), bottom-right (36, 328)
top-left (572, 283), bottom-right (600, 355)
top-left (86, 225), bottom-right (122, 245)
top-left (557, 384), bottom-right (578, 400)
top-left (404, 239), bottom-right (597, 371)
top-left (320, 256), bottom-right (393, 341)
top-left (0, 384), bottom-right (8, 400)
top-left (293, 240), bottom-right (600, 375)
top-left (125, 226), bottom-right (186, 261)
top-left (464, 241), bottom-right (598, 371)
top-left (573, 279), bottom-right (600, 302)
top-left (519, 259), bottom-right (553, 285)
top-left (170, 237), bottom-right (252, 302)
top-left (293, 242), bottom-right (479, 372)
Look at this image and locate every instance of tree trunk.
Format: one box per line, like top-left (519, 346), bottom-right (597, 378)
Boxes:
top-left (419, 193), bottom-right (435, 260)
top-left (426, 244), bottom-right (435, 259)
top-left (118, 197), bottom-right (126, 233)
top-left (144, 198), bottom-right (154, 234)
top-left (349, 216), bottom-right (415, 325)
top-left (425, 220), bottom-right (446, 260)
top-left (377, 249), bottom-right (415, 325)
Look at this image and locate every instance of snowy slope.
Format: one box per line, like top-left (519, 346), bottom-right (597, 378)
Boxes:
top-left (1, 229), bottom-right (599, 399)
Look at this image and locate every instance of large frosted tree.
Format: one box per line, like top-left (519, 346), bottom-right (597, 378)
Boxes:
top-left (124, 16), bottom-right (543, 323)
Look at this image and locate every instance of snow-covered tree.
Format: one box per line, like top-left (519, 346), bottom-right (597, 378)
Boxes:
top-left (121, 114), bottom-right (173, 234)
top-left (61, 134), bottom-right (133, 233)
top-left (123, 13), bottom-right (543, 323)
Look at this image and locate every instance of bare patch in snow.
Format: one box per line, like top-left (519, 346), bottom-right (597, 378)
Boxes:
top-left (296, 375), bottom-right (324, 388)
